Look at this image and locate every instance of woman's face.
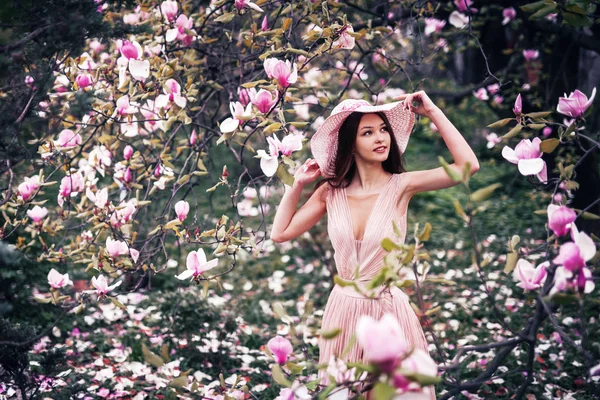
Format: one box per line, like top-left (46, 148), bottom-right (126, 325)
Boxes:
top-left (354, 113), bottom-right (391, 165)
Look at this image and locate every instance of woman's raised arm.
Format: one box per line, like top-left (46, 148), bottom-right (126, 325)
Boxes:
top-left (270, 158), bottom-right (327, 243)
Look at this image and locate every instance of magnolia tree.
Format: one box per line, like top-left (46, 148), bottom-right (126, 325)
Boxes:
top-left (1, 0), bottom-right (599, 398)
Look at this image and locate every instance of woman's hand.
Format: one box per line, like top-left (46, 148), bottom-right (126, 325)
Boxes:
top-left (395, 90), bottom-right (439, 118)
top-left (294, 158), bottom-right (321, 187)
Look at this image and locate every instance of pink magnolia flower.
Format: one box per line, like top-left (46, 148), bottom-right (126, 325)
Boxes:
top-left (18, 175), bottom-right (41, 201)
top-left (252, 89), bottom-right (278, 114)
top-left (118, 40), bottom-right (150, 81)
top-left (393, 349), bottom-right (438, 391)
top-left (156, 79), bottom-right (187, 109)
top-left (556, 87), bottom-right (596, 119)
top-left (493, 95), bottom-right (504, 105)
top-left (27, 205), bottom-right (48, 223)
top-left (553, 225), bottom-right (596, 272)
top-left (547, 204), bottom-right (577, 237)
top-left (176, 248), bottom-right (218, 280)
top-left (190, 129), bottom-right (197, 146)
top-left (264, 58), bottom-right (298, 88)
top-left (120, 40), bottom-right (140, 60)
top-left (76, 74), bottom-right (93, 89)
top-left (502, 7), bottom-right (516, 25)
top-left (513, 259), bottom-right (548, 290)
top-left (513, 93), bottom-right (522, 115)
top-left (333, 25), bottom-right (355, 50)
top-left (267, 133), bottom-right (303, 157)
top-left (55, 129), bottom-right (82, 148)
top-left (267, 336), bottom-right (293, 364)
top-left (160, 0), bottom-right (178, 22)
top-left (542, 126), bottom-right (552, 137)
top-left (130, 248), bottom-right (140, 264)
top-left (48, 268), bottom-right (72, 289)
top-left (116, 95), bottom-right (138, 116)
top-left (448, 11), bottom-right (469, 29)
top-left (501, 138), bottom-right (547, 182)
top-left (424, 18), bottom-right (446, 36)
top-left (86, 187), bottom-right (109, 209)
top-left (58, 172), bottom-right (85, 203)
top-left (165, 14), bottom-right (196, 46)
top-left (551, 266), bottom-right (594, 295)
top-left (110, 200), bottom-right (136, 227)
top-left (238, 87), bottom-right (257, 107)
top-left (274, 381), bottom-right (311, 400)
top-left (106, 237), bottom-right (129, 258)
top-left (91, 274), bottom-right (122, 296)
top-left (123, 145), bottom-right (134, 160)
top-left (123, 167), bottom-right (133, 183)
top-left (473, 88), bottom-right (488, 101)
top-left (485, 132), bottom-right (501, 149)
top-left (261, 15), bottom-right (268, 31)
top-left (175, 200), bottom-right (190, 221)
top-left (356, 313), bottom-right (407, 372)
top-left (234, 0), bottom-right (263, 12)
top-left (25, 75), bottom-right (35, 86)
top-left (523, 49), bottom-right (539, 62)
top-left (454, 0), bottom-right (477, 13)
top-left (487, 83), bottom-right (500, 95)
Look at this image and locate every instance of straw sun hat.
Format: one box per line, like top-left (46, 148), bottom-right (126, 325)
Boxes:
top-left (310, 99), bottom-right (415, 178)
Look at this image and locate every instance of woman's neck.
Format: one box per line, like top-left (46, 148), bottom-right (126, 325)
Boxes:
top-left (351, 164), bottom-right (392, 192)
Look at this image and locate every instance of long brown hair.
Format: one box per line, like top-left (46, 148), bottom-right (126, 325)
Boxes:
top-left (313, 111), bottom-right (407, 192)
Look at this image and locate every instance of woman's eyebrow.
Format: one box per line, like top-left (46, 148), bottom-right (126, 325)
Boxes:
top-left (360, 123), bottom-right (386, 130)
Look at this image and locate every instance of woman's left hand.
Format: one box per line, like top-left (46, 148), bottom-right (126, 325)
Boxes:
top-left (395, 90), bottom-right (439, 118)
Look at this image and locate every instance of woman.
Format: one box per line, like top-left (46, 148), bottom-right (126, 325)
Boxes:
top-left (270, 91), bottom-right (479, 398)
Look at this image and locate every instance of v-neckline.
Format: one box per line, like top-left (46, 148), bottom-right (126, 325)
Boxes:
top-left (342, 174), bottom-right (395, 242)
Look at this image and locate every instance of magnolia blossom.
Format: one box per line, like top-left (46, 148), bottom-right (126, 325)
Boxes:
top-left (556, 87), bottom-right (596, 119)
top-left (473, 88), bottom-right (488, 101)
top-left (117, 40), bottom-right (150, 82)
top-left (123, 145), bottom-right (134, 160)
top-left (27, 205), bottom-right (48, 223)
top-left (264, 58), bottom-right (298, 88)
top-left (76, 74), bottom-right (93, 89)
top-left (501, 138), bottom-right (547, 183)
top-left (424, 18), bottom-right (446, 36)
top-left (553, 225), bottom-right (596, 272)
top-left (110, 200), bottom-right (136, 227)
top-left (106, 237), bottom-right (130, 258)
top-left (252, 89), bottom-right (278, 114)
top-left (156, 79), bottom-right (187, 109)
top-left (48, 268), bottom-right (72, 289)
top-left (54, 129), bottom-right (82, 149)
top-left (356, 313), bottom-right (407, 372)
top-left (88, 145), bottom-right (113, 177)
top-left (256, 133), bottom-right (303, 177)
top-left (91, 275), bottom-right (122, 297)
top-left (176, 248), bottom-right (218, 280)
top-left (333, 25), bottom-right (355, 50)
top-left (261, 15), bottom-right (268, 31)
top-left (190, 129), bottom-right (197, 146)
top-left (485, 132), bottom-right (501, 149)
top-left (234, 0), bottom-right (263, 12)
top-left (523, 49), bottom-right (539, 62)
top-left (140, 100), bottom-right (163, 133)
top-left (513, 259), bottom-right (548, 290)
top-left (220, 101), bottom-right (253, 133)
top-left (58, 172), bottom-right (85, 206)
top-left (86, 187), bottom-right (109, 209)
top-left (267, 336), bottom-right (293, 364)
top-left (238, 87), bottom-right (257, 107)
top-left (165, 14), bottom-right (196, 46)
top-left (487, 83), bottom-right (500, 95)
top-left (449, 11), bottom-right (469, 29)
top-left (175, 200), bottom-right (190, 221)
top-left (552, 266), bottom-right (594, 295)
top-left (502, 7), bottom-right (516, 25)
top-left (160, 0), bottom-right (178, 22)
top-left (393, 349), bottom-right (438, 392)
top-left (547, 204), bottom-right (577, 237)
top-left (454, 0), bottom-right (476, 13)
top-left (513, 93), bottom-right (522, 115)
top-left (274, 381), bottom-right (311, 400)
top-left (18, 175), bottom-right (41, 201)
top-left (116, 95), bottom-right (138, 116)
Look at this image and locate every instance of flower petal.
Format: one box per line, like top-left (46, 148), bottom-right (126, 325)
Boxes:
top-left (517, 158), bottom-right (544, 176)
top-left (501, 146), bottom-right (519, 164)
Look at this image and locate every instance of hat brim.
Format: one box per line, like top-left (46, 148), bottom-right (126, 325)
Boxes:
top-left (310, 101), bottom-right (415, 178)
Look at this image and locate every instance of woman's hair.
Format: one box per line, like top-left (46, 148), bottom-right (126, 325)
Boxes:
top-left (313, 111), bottom-right (406, 192)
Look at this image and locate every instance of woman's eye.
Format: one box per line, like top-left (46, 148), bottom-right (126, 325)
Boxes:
top-left (363, 131), bottom-right (371, 136)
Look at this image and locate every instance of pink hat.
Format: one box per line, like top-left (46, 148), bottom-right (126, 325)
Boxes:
top-left (310, 99), bottom-right (415, 178)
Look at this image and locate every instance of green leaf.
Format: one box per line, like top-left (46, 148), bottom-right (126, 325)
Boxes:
top-left (540, 138), bottom-right (560, 153)
top-left (530, 4), bottom-right (558, 20)
top-left (425, 305), bottom-right (441, 316)
top-left (520, 0), bottom-right (547, 13)
top-left (504, 252), bottom-right (519, 274)
top-left (142, 343), bottom-right (165, 368)
top-left (526, 111), bottom-right (553, 118)
top-left (285, 361), bottom-right (305, 374)
top-left (470, 183), bottom-right (502, 202)
top-left (109, 296), bottom-right (127, 310)
top-left (320, 328), bottom-right (342, 339)
top-left (241, 80), bottom-right (267, 88)
top-left (402, 371), bottom-right (443, 386)
top-left (528, 123), bottom-right (546, 130)
top-left (215, 12), bottom-right (236, 23)
top-left (381, 237), bottom-right (402, 251)
top-left (486, 118), bottom-right (513, 128)
top-left (545, 293), bottom-right (578, 305)
top-left (502, 124), bottom-right (522, 139)
top-left (418, 222), bottom-right (432, 241)
top-left (271, 364), bottom-right (291, 387)
top-left (168, 375), bottom-right (188, 388)
top-left (438, 157), bottom-right (462, 182)
top-left (562, 11), bottom-right (591, 27)
top-left (372, 382), bottom-right (397, 400)
top-left (276, 164), bottom-right (294, 187)
top-left (453, 199), bottom-right (468, 221)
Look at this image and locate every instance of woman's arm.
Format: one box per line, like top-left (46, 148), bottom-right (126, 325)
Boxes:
top-left (270, 159), bottom-right (327, 243)
top-left (396, 91), bottom-right (480, 196)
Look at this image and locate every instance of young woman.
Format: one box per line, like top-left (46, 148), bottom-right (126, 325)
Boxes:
top-left (270, 91), bottom-right (480, 398)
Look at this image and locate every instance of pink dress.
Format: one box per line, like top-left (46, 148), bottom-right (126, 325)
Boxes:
top-left (318, 173), bottom-right (436, 399)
